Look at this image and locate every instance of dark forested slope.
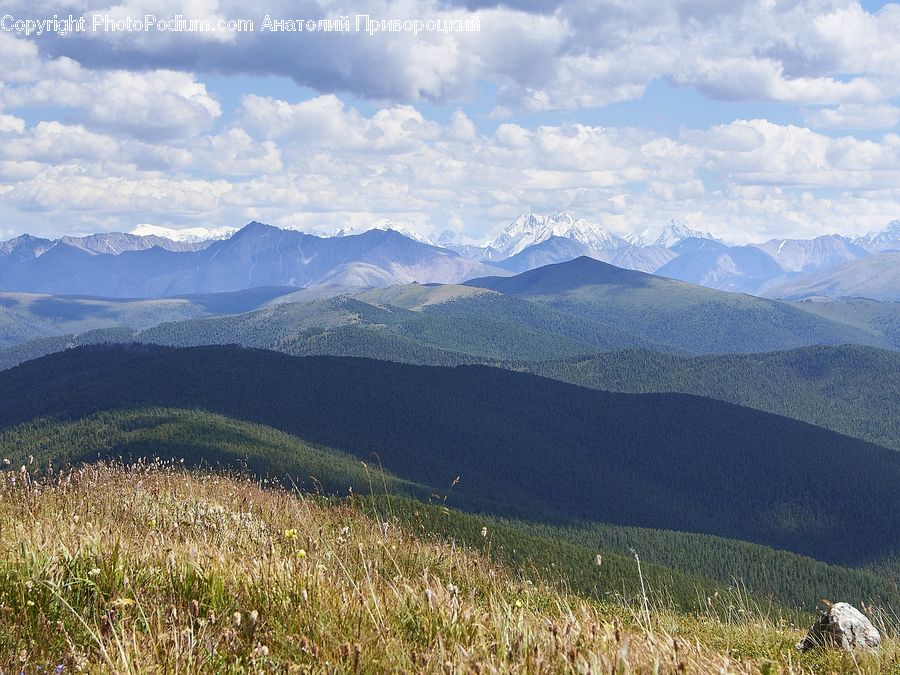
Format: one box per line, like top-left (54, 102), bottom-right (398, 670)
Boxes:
top-left (2, 344), bottom-right (898, 565)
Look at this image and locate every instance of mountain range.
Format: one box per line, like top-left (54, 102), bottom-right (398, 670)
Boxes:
top-left (0, 222), bottom-right (507, 297)
top-left (1, 214), bottom-right (898, 301)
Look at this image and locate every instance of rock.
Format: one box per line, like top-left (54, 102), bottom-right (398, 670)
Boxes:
top-left (796, 601), bottom-right (881, 652)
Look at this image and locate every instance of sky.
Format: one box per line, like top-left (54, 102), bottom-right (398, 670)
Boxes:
top-left (0, 0), bottom-right (899, 244)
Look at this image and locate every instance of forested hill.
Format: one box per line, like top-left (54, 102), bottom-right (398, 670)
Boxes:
top-left (2, 344), bottom-right (898, 565)
top-left (463, 256), bottom-right (890, 353)
top-left (515, 344), bottom-right (900, 451)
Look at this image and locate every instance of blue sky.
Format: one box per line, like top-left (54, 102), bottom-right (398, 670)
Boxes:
top-left (0, 0), bottom-right (899, 244)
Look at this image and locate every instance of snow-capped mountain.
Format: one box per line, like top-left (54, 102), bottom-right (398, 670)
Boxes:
top-left (331, 220), bottom-right (436, 246)
top-left (483, 212), bottom-right (628, 258)
top-left (436, 229), bottom-right (473, 248)
top-left (628, 220), bottom-right (721, 248)
top-left (435, 229), bottom-right (501, 260)
top-left (130, 224), bottom-right (238, 243)
top-left (854, 220), bottom-right (900, 253)
top-left (61, 232), bottom-right (210, 254)
top-left (0, 234), bottom-right (54, 260)
top-left (754, 234), bottom-right (869, 273)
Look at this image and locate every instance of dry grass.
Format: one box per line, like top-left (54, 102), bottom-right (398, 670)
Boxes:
top-left (0, 461), bottom-right (896, 673)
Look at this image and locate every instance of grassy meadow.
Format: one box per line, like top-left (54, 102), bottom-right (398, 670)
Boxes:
top-left (1, 461), bottom-right (896, 673)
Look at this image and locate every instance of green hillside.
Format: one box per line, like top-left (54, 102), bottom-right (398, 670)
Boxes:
top-left (793, 297), bottom-right (900, 348)
top-left (464, 257), bottom-right (892, 353)
top-left (0, 301), bottom-right (60, 348)
top-left (2, 309), bottom-right (898, 456)
top-left (2, 345), bottom-right (898, 565)
top-left (136, 295), bottom-right (609, 361)
top-left (0, 287), bottom-right (300, 349)
top-left (2, 407), bottom-right (897, 612)
top-left (516, 344), bottom-right (900, 451)
top-left (5, 463), bottom-right (895, 672)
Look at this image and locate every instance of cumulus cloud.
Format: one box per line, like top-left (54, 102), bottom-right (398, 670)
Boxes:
top-left (2, 0), bottom-right (897, 112)
top-left (2, 85), bottom-right (900, 241)
top-left (2, 1), bottom-right (900, 240)
top-left (807, 103), bottom-right (900, 130)
top-left (0, 114), bottom-right (26, 135)
top-left (0, 34), bottom-right (220, 140)
top-left (240, 94), bottom-right (442, 151)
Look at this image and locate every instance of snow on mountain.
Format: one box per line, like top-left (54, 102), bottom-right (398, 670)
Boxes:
top-left (0, 234), bottom-right (54, 260)
top-left (628, 220), bottom-right (721, 248)
top-left (130, 224), bottom-right (238, 243)
top-left (435, 229), bottom-right (477, 248)
top-left (434, 229), bottom-right (500, 260)
top-left (854, 220), bottom-right (900, 253)
top-left (331, 220), bottom-right (436, 246)
top-left (61, 232), bottom-right (209, 254)
top-left (754, 234), bottom-right (869, 273)
top-left (483, 212), bottom-right (628, 258)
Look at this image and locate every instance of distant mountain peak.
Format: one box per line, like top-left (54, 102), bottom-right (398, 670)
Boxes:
top-left (331, 220), bottom-right (435, 246)
top-left (130, 224), bottom-right (238, 243)
top-left (238, 220), bottom-right (277, 232)
top-left (549, 210), bottom-right (576, 223)
top-left (630, 220), bottom-right (721, 248)
top-left (483, 212), bottom-right (628, 258)
top-left (855, 219), bottom-right (900, 252)
top-left (436, 229), bottom-right (478, 248)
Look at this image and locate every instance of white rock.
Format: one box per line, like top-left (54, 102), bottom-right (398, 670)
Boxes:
top-left (796, 602), bottom-right (881, 652)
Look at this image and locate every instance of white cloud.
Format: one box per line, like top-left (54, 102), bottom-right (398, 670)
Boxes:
top-left (0, 35), bottom-right (221, 140)
top-left (2, 2), bottom-right (900, 241)
top-left (0, 114), bottom-right (25, 134)
top-left (192, 128), bottom-right (283, 175)
top-left (240, 94), bottom-right (442, 152)
top-left (807, 103), bottom-right (900, 130)
top-left (4, 0), bottom-right (899, 111)
top-left (3, 89), bottom-right (900, 242)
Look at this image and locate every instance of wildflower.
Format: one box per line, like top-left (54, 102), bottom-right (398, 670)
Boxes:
top-left (595, 554), bottom-right (603, 567)
top-left (249, 610), bottom-right (259, 624)
top-left (481, 527), bottom-right (488, 538)
top-left (296, 548), bottom-right (307, 559)
top-left (26, 600), bottom-right (35, 607)
top-left (232, 611), bottom-right (242, 627)
top-left (110, 597), bottom-right (134, 610)
top-left (148, 517), bottom-right (157, 528)
top-left (514, 599), bottom-right (523, 609)
top-left (88, 568), bottom-right (101, 577)
top-left (251, 644), bottom-right (269, 658)
top-left (1, 458), bottom-right (9, 467)
top-left (284, 528), bottom-right (298, 539)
